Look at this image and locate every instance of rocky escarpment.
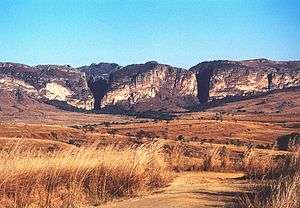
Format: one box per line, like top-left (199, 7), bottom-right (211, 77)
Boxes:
top-left (101, 61), bottom-right (198, 111)
top-left (1, 59), bottom-right (299, 113)
top-left (0, 63), bottom-right (93, 110)
top-left (84, 59), bottom-right (300, 111)
top-left (87, 78), bottom-right (109, 110)
top-left (191, 59), bottom-right (300, 103)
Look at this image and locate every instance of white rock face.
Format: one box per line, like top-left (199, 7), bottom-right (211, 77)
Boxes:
top-left (41, 82), bottom-right (94, 110)
top-left (1, 60), bottom-right (299, 112)
top-left (272, 73), bottom-right (300, 89)
top-left (209, 70), bottom-right (300, 100)
top-left (68, 99), bottom-right (94, 110)
top-left (0, 76), bottom-right (39, 96)
top-left (209, 71), bottom-right (270, 99)
top-left (0, 63), bottom-right (95, 110)
top-left (192, 60), bottom-right (300, 103)
top-left (101, 64), bottom-right (197, 107)
top-left (43, 82), bottom-right (72, 101)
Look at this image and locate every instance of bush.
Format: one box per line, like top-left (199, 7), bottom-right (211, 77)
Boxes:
top-left (176, 135), bottom-right (185, 142)
top-left (135, 111), bottom-right (175, 120)
top-left (107, 128), bottom-right (118, 137)
top-left (276, 133), bottom-right (300, 151)
top-left (230, 139), bottom-right (242, 146)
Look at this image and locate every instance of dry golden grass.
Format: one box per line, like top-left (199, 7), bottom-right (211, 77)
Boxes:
top-left (242, 147), bottom-right (293, 179)
top-left (0, 127), bottom-right (294, 208)
top-left (0, 142), bottom-right (171, 208)
top-left (168, 144), bottom-right (204, 172)
top-left (168, 143), bottom-right (239, 172)
top-left (240, 151), bottom-right (300, 208)
top-left (0, 137), bottom-right (73, 153)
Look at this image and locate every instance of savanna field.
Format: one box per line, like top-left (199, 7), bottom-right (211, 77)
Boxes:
top-left (0, 89), bottom-right (299, 208)
top-left (1, 0), bottom-right (300, 207)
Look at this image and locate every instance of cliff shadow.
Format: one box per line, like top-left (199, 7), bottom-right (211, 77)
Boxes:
top-left (189, 86), bottom-right (300, 112)
top-left (87, 78), bottom-right (109, 110)
top-left (196, 68), bottom-right (214, 103)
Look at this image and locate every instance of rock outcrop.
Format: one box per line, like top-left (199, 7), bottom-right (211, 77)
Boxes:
top-left (1, 59), bottom-right (299, 112)
top-left (101, 61), bottom-right (198, 111)
top-left (79, 62), bottom-right (122, 80)
top-left (191, 59), bottom-right (300, 103)
top-left (0, 63), bottom-right (94, 110)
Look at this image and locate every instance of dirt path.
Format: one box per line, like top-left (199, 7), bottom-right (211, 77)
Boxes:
top-left (99, 172), bottom-right (251, 208)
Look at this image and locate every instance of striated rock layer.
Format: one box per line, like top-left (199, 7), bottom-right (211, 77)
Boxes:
top-left (102, 61), bottom-right (198, 111)
top-left (83, 59), bottom-right (300, 111)
top-left (191, 59), bottom-right (300, 103)
top-left (0, 63), bottom-right (94, 110)
top-left (1, 59), bottom-right (299, 112)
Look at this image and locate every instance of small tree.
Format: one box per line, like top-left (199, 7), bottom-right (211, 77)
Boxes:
top-left (15, 88), bottom-right (23, 103)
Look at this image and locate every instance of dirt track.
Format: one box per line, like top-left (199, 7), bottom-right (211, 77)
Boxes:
top-left (100, 172), bottom-right (251, 208)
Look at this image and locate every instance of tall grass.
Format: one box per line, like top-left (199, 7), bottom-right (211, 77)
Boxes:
top-left (240, 152), bottom-right (300, 208)
top-left (168, 144), bottom-right (234, 172)
top-left (168, 144), bottom-right (204, 171)
top-left (0, 143), bottom-right (171, 208)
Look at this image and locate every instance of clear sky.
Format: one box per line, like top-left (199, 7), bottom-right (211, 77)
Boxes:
top-left (0, 0), bottom-right (299, 68)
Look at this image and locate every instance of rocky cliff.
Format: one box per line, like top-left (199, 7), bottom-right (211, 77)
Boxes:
top-left (191, 59), bottom-right (300, 103)
top-left (83, 59), bottom-right (300, 111)
top-left (1, 59), bottom-right (299, 112)
top-left (0, 62), bottom-right (94, 110)
top-left (79, 62), bottom-right (122, 80)
top-left (102, 61), bottom-right (198, 111)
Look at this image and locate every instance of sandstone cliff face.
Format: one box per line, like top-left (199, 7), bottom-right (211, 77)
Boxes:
top-left (1, 59), bottom-right (299, 112)
top-left (0, 63), bottom-right (94, 110)
top-left (191, 59), bottom-right (300, 103)
top-left (74, 59), bottom-right (300, 111)
top-left (101, 61), bottom-right (198, 110)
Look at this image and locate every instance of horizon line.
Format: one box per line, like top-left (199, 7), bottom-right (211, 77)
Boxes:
top-left (1, 57), bottom-right (300, 70)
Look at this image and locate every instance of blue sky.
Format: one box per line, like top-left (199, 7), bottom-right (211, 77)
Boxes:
top-left (0, 0), bottom-right (299, 68)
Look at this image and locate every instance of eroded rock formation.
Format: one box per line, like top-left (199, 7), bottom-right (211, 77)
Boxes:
top-left (1, 59), bottom-right (299, 112)
top-left (0, 63), bottom-right (94, 110)
top-left (101, 61), bottom-right (198, 110)
top-left (191, 59), bottom-right (300, 102)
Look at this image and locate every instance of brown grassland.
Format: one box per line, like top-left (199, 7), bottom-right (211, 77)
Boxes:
top-left (0, 89), bottom-right (299, 207)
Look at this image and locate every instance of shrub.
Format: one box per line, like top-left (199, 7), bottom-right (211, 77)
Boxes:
top-left (107, 128), bottom-right (118, 138)
top-left (135, 111), bottom-right (175, 120)
top-left (230, 139), bottom-right (242, 146)
top-left (15, 88), bottom-right (24, 103)
top-left (276, 133), bottom-right (300, 151)
top-left (176, 135), bottom-right (185, 142)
